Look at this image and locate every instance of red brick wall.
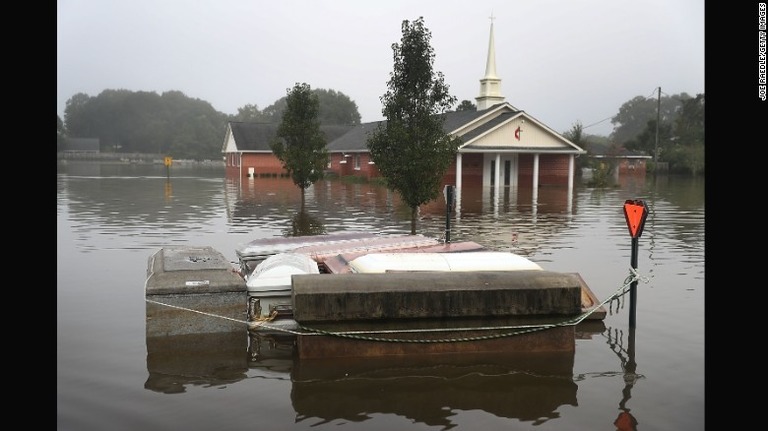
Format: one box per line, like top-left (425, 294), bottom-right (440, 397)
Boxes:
top-left (225, 153), bottom-right (289, 177)
top-left (226, 151), bottom-right (574, 185)
top-left (518, 154), bottom-right (571, 186)
top-left (448, 153), bottom-right (484, 187)
top-left (329, 153), bottom-right (381, 180)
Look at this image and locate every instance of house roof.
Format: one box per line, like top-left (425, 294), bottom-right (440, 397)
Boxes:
top-left (457, 111), bottom-right (518, 142)
top-left (227, 104), bottom-right (584, 155)
top-left (327, 109), bottom-right (497, 153)
top-left (228, 121), bottom-right (355, 152)
top-left (327, 103), bottom-right (585, 155)
top-left (326, 121), bottom-right (382, 152)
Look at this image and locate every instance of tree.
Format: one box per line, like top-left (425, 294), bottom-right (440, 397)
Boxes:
top-left (624, 119), bottom-right (674, 160)
top-left (456, 100), bottom-right (476, 112)
top-left (562, 121), bottom-right (584, 147)
top-left (57, 114), bottom-right (67, 152)
top-left (669, 93), bottom-right (705, 175)
top-left (62, 89), bottom-right (226, 159)
top-left (64, 92), bottom-right (96, 139)
top-left (367, 17), bottom-right (461, 234)
top-left (610, 93), bottom-right (691, 146)
top-left (674, 94), bottom-right (704, 144)
top-left (562, 121), bottom-right (589, 172)
top-left (258, 88), bottom-right (361, 125)
top-left (270, 82), bottom-right (328, 207)
top-left (234, 104), bottom-right (269, 122)
top-left (313, 88), bottom-right (362, 125)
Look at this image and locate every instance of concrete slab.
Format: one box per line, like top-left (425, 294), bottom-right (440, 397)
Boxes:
top-left (292, 270), bottom-right (582, 322)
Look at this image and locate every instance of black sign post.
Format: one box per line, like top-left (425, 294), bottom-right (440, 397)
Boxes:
top-left (443, 185), bottom-right (455, 243)
top-left (623, 199), bottom-right (649, 328)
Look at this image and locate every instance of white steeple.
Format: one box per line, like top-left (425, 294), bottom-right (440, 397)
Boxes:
top-left (475, 14), bottom-right (505, 110)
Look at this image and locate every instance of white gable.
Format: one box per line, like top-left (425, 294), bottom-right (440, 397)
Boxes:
top-left (458, 112), bottom-right (585, 154)
top-left (221, 124), bottom-right (238, 153)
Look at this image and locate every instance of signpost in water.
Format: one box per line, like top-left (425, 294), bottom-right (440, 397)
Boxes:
top-left (623, 199), bottom-right (649, 327)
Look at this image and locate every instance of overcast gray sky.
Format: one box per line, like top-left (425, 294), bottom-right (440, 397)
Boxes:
top-left (57, 0), bottom-right (704, 137)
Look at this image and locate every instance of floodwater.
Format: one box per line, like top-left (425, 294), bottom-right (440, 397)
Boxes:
top-left (57, 160), bottom-right (704, 431)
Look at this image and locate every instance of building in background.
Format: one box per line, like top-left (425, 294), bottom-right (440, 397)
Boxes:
top-left (223, 20), bottom-right (585, 191)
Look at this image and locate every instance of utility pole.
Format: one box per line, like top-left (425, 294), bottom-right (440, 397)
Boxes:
top-left (654, 87), bottom-right (660, 176)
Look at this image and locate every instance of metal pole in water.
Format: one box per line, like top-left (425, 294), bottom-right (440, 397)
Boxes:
top-left (623, 200), bottom-right (648, 328)
top-left (443, 185), bottom-right (454, 243)
top-left (164, 156), bottom-right (172, 178)
top-left (629, 236), bottom-right (639, 327)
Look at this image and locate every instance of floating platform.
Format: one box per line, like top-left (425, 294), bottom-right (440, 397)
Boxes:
top-left (146, 243), bottom-right (607, 359)
top-left (292, 270), bottom-right (581, 321)
top-left (290, 270), bottom-right (593, 358)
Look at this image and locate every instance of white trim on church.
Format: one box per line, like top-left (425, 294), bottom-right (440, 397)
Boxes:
top-left (454, 18), bottom-right (584, 195)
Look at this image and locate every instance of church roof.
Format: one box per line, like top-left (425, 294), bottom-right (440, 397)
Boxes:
top-left (327, 106), bottom-right (520, 152)
top-left (228, 121), bottom-right (355, 152)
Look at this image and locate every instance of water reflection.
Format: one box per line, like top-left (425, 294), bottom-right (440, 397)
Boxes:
top-left (142, 306), bottom-right (650, 429)
top-left (222, 176), bottom-right (583, 261)
top-left (285, 210), bottom-right (327, 237)
top-left (572, 322), bottom-right (642, 431)
top-left (144, 332), bottom-right (249, 394)
top-left (58, 161), bottom-right (226, 247)
top-left (143, 322), bottom-right (612, 427)
top-left (609, 325), bottom-right (640, 431)
top-left (289, 351), bottom-right (578, 427)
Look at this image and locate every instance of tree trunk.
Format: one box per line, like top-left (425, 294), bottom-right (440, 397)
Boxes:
top-left (410, 206), bottom-right (417, 235)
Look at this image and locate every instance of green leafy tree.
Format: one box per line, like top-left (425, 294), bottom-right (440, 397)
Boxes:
top-left (270, 83), bottom-right (328, 207)
top-left (63, 89), bottom-right (226, 159)
top-left (259, 88), bottom-right (361, 125)
top-left (261, 98), bottom-right (287, 123)
top-left (313, 88), bottom-right (362, 124)
top-left (562, 121), bottom-right (584, 147)
top-left (674, 94), bottom-right (704, 146)
top-left (662, 93), bottom-right (705, 175)
top-left (562, 121), bottom-right (591, 174)
top-left (624, 119), bottom-right (674, 163)
top-left (456, 100), bottom-right (476, 112)
top-left (562, 121), bottom-right (616, 186)
top-left (61, 85), bottom-right (359, 160)
top-left (64, 92), bottom-right (97, 140)
top-left (367, 17), bottom-right (461, 234)
top-left (57, 114), bottom-right (67, 151)
top-left (610, 92), bottom-right (691, 146)
top-left (233, 104), bottom-right (269, 122)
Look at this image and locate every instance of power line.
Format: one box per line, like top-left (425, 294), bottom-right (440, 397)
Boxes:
top-left (583, 115), bottom-right (613, 130)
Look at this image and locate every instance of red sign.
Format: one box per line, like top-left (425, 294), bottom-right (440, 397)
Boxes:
top-left (623, 200), bottom-right (648, 238)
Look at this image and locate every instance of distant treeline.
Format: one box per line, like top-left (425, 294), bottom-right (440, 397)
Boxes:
top-left (57, 88), bottom-right (362, 160)
top-left (57, 88), bottom-right (703, 175)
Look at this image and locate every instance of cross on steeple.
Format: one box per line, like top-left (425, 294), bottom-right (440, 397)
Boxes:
top-left (475, 12), bottom-right (505, 110)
